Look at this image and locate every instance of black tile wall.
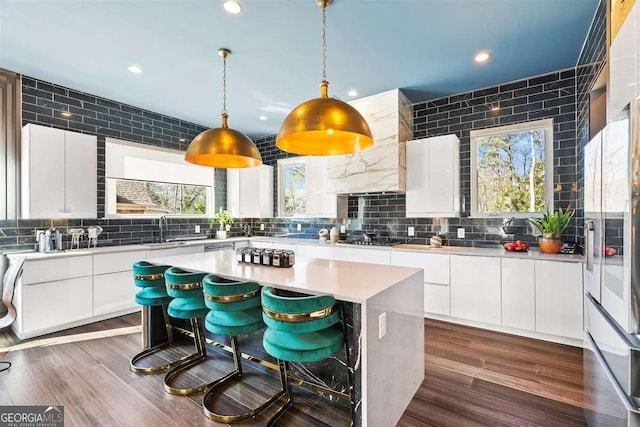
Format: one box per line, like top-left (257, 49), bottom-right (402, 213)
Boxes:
top-left (252, 67), bottom-right (581, 248)
top-left (2, 3), bottom-right (608, 252)
top-left (0, 77), bottom-right (227, 250)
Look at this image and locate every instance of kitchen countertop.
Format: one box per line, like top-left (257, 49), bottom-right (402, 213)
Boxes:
top-left (3, 237), bottom-right (250, 260)
top-left (250, 237), bottom-right (585, 263)
top-left (146, 250), bottom-right (423, 304)
top-left (4, 235), bottom-right (584, 263)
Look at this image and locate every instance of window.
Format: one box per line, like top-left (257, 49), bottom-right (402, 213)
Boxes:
top-left (470, 119), bottom-right (553, 217)
top-left (105, 138), bottom-right (214, 217)
top-left (277, 157), bottom-right (306, 217)
top-left (111, 179), bottom-right (207, 215)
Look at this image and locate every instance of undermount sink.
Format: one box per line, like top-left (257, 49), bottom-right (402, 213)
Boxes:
top-left (392, 244), bottom-right (444, 250)
top-left (143, 242), bottom-right (188, 248)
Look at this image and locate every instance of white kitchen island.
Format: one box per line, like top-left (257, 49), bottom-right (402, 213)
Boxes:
top-left (147, 249), bottom-right (424, 427)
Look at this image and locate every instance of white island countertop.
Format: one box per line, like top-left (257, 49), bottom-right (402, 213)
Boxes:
top-left (147, 250), bottom-right (422, 304)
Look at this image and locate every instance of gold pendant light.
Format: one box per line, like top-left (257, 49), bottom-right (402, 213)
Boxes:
top-left (185, 48), bottom-right (262, 168)
top-left (276, 0), bottom-right (373, 156)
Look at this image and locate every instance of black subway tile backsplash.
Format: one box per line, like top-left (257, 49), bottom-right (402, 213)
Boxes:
top-left (1, 4), bottom-right (607, 252)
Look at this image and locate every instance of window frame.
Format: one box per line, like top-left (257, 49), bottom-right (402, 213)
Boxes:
top-left (105, 138), bottom-right (214, 219)
top-left (277, 156), bottom-right (307, 218)
top-left (470, 118), bottom-right (554, 218)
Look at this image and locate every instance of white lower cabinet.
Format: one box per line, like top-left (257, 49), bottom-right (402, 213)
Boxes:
top-left (450, 255), bottom-right (501, 325)
top-left (333, 246), bottom-right (390, 265)
top-left (14, 255), bottom-right (94, 339)
top-left (296, 244), bottom-right (334, 260)
top-left (93, 250), bottom-right (145, 316)
top-left (390, 251), bottom-right (450, 316)
top-left (20, 276), bottom-right (93, 338)
top-left (534, 260), bottom-right (583, 340)
top-left (501, 258), bottom-right (535, 331)
top-left (94, 272), bottom-right (138, 316)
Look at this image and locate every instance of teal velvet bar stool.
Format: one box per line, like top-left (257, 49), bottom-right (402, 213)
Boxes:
top-left (163, 267), bottom-right (211, 395)
top-left (261, 287), bottom-right (353, 426)
top-left (201, 275), bottom-right (287, 423)
top-left (130, 261), bottom-right (177, 374)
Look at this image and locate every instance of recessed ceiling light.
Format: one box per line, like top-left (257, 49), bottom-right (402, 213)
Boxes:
top-left (259, 115), bottom-right (267, 121)
top-left (61, 111), bottom-right (72, 117)
top-left (474, 52), bottom-right (491, 63)
top-left (179, 138), bottom-right (186, 142)
top-left (348, 90), bottom-right (358, 97)
top-left (223, 0), bottom-right (242, 14)
top-left (128, 65), bottom-right (142, 73)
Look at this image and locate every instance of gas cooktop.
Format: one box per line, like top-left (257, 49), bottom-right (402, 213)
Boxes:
top-left (338, 240), bottom-right (396, 246)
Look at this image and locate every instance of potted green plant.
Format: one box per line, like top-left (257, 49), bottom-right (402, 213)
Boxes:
top-left (210, 208), bottom-right (234, 239)
top-left (528, 206), bottom-right (574, 254)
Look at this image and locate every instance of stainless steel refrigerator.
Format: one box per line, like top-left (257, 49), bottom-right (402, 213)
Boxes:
top-left (584, 99), bottom-right (640, 426)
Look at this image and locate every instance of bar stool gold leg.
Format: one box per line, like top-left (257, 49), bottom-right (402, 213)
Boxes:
top-left (202, 336), bottom-right (289, 422)
top-left (266, 359), bottom-right (293, 427)
top-left (163, 318), bottom-right (211, 395)
top-left (131, 305), bottom-right (184, 374)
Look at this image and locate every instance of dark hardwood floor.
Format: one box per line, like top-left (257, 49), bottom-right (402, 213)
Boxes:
top-left (398, 319), bottom-right (586, 427)
top-left (0, 315), bottom-right (588, 426)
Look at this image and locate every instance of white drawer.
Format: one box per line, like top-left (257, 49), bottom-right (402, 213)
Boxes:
top-left (94, 250), bottom-right (146, 275)
top-left (21, 276), bottom-right (93, 333)
top-left (22, 255), bottom-right (93, 284)
top-left (390, 252), bottom-right (449, 285)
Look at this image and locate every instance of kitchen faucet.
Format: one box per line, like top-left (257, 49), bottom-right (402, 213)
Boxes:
top-left (159, 216), bottom-right (167, 243)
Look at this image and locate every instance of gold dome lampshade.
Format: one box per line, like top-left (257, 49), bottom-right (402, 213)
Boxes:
top-left (185, 48), bottom-right (262, 168)
top-left (276, 0), bottom-right (373, 156)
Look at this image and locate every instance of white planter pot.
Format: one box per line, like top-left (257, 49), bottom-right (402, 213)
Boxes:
top-left (216, 230), bottom-right (227, 239)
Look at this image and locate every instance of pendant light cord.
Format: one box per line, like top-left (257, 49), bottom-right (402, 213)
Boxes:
top-left (222, 53), bottom-right (228, 115)
top-left (321, 4), bottom-right (327, 82)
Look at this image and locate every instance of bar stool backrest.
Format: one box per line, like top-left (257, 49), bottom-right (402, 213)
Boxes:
top-left (164, 267), bottom-right (206, 298)
top-left (203, 274), bottom-right (262, 311)
top-left (261, 287), bottom-right (339, 334)
top-left (133, 261), bottom-right (170, 288)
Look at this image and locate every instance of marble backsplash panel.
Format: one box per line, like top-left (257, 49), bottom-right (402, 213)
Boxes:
top-left (327, 89), bottom-right (413, 194)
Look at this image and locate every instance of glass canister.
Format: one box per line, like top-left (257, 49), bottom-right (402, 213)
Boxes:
top-left (271, 250), bottom-right (283, 267)
top-left (252, 248), bottom-right (263, 264)
top-left (285, 250), bottom-right (295, 267)
top-left (262, 249), bottom-right (273, 266)
top-left (243, 248), bottom-right (253, 263)
top-left (236, 247), bottom-right (245, 262)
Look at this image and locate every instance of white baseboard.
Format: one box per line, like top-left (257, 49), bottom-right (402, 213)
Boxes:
top-left (424, 312), bottom-right (585, 348)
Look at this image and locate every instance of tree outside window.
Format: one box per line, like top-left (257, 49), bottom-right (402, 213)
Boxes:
top-left (471, 119), bottom-right (553, 217)
top-left (283, 162), bottom-right (306, 217)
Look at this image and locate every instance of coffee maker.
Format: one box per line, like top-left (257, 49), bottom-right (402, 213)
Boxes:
top-left (37, 228), bottom-right (63, 252)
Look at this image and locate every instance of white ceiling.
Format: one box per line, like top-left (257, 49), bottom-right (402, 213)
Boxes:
top-left (0, 0), bottom-right (599, 138)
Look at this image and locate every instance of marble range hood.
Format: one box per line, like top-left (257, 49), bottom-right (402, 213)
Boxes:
top-left (327, 88), bottom-right (413, 194)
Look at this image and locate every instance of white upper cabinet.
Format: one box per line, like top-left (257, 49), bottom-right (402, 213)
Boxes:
top-left (305, 156), bottom-right (338, 218)
top-left (227, 165), bottom-right (273, 218)
top-left (609, 0), bottom-right (638, 118)
top-left (22, 124), bottom-right (97, 218)
top-left (406, 134), bottom-right (460, 217)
